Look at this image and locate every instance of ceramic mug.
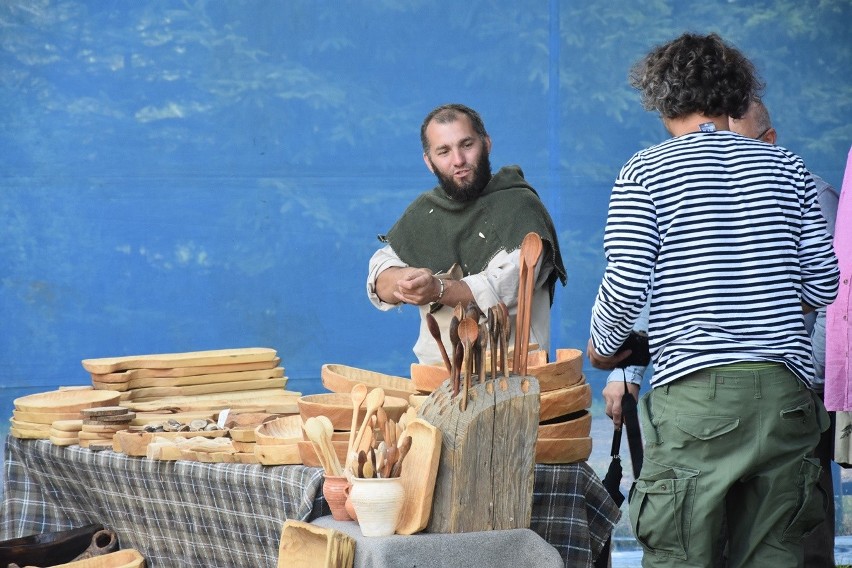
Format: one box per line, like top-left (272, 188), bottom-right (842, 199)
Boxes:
top-left (322, 474), bottom-right (353, 522)
top-left (347, 477), bottom-right (404, 537)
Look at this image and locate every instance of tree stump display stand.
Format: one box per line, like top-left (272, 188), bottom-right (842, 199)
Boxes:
top-left (417, 375), bottom-right (540, 533)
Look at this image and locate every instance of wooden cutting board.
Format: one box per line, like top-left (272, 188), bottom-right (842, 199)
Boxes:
top-left (122, 388), bottom-right (302, 412)
top-left (124, 367), bottom-right (284, 389)
top-left (395, 418), bottom-right (441, 535)
top-left (90, 357), bottom-right (282, 383)
top-left (128, 377), bottom-right (286, 401)
top-left (81, 347), bottom-right (277, 374)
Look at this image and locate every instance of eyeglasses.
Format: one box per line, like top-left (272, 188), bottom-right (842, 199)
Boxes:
top-left (755, 127), bottom-right (772, 141)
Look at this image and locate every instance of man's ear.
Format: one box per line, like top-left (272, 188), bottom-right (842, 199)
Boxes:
top-left (422, 152), bottom-right (434, 173)
top-left (762, 128), bottom-right (778, 145)
top-left (485, 135), bottom-right (492, 154)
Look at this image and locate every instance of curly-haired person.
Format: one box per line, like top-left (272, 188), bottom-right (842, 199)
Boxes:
top-left (587, 33), bottom-right (839, 567)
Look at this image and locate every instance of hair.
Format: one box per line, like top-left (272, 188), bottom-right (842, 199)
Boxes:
top-left (420, 103), bottom-right (488, 153)
top-left (629, 32), bottom-right (764, 120)
top-left (748, 96), bottom-right (773, 133)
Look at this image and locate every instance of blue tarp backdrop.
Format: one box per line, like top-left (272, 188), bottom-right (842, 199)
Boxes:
top-left (2, 1), bottom-right (851, 416)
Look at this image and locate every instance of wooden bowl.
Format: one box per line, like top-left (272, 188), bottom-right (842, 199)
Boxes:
top-left (539, 382), bottom-right (592, 422)
top-left (255, 442), bottom-right (301, 465)
top-left (410, 363), bottom-right (450, 393)
top-left (527, 348), bottom-right (584, 392)
top-left (298, 393), bottom-right (409, 431)
top-left (538, 410), bottom-right (591, 439)
top-left (321, 364), bottom-right (418, 400)
top-left (297, 440), bottom-right (349, 469)
top-left (535, 437), bottom-right (593, 464)
top-left (255, 415), bottom-right (303, 445)
top-left (113, 429), bottom-right (227, 457)
top-left (14, 390), bottom-right (121, 413)
top-left (0, 523), bottom-right (104, 568)
top-left (230, 440), bottom-right (257, 453)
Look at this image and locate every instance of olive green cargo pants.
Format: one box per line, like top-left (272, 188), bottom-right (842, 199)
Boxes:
top-left (629, 363), bottom-right (829, 568)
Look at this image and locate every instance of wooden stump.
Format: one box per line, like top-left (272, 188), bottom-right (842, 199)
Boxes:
top-left (417, 375), bottom-right (540, 533)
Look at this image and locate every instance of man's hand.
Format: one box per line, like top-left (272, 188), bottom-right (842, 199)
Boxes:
top-left (586, 338), bottom-right (631, 370)
top-left (392, 267), bottom-right (442, 305)
top-left (602, 380), bottom-right (640, 427)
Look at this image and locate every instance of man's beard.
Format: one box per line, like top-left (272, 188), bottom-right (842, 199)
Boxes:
top-left (430, 152), bottom-right (492, 202)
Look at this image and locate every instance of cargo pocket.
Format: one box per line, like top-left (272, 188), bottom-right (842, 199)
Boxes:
top-left (628, 463), bottom-right (698, 559)
top-left (675, 414), bottom-right (739, 440)
top-left (781, 457), bottom-right (827, 543)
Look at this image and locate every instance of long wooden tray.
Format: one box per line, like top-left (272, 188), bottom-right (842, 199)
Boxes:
top-left (123, 367), bottom-right (284, 390)
top-left (128, 377), bottom-right (286, 401)
top-left (122, 388), bottom-right (302, 412)
top-left (396, 418), bottom-right (441, 535)
top-left (90, 358), bottom-right (281, 383)
top-left (81, 347), bottom-right (277, 374)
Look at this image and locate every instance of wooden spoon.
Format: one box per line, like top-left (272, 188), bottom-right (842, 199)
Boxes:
top-left (317, 415), bottom-right (342, 475)
top-left (488, 307), bottom-right (498, 381)
top-left (478, 322), bottom-right (489, 384)
top-left (515, 233), bottom-right (543, 376)
top-left (457, 317), bottom-right (479, 411)
top-left (391, 435), bottom-right (412, 477)
top-left (303, 417), bottom-right (333, 474)
top-left (357, 450), bottom-right (367, 478)
top-left (498, 302), bottom-right (510, 378)
top-left (351, 387), bottom-right (385, 455)
top-left (451, 341), bottom-right (464, 397)
top-left (347, 383), bottom-right (368, 470)
top-left (426, 312), bottom-right (452, 374)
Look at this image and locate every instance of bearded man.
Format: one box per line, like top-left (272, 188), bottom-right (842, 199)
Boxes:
top-left (367, 103), bottom-right (566, 365)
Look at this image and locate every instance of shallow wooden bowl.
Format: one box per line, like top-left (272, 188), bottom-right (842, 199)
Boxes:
top-left (298, 393), bottom-right (408, 431)
top-left (321, 364), bottom-right (418, 400)
top-left (297, 440), bottom-right (349, 469)
top-left (114, 429), bottom-right (227, 457)
top-left (14, 390), bottom-right (121, 413)
top-left (538, 410), bottom-right (591, 439)
top-left (527, 348), bottom-right (584, 392)
top-left (230, 440), bottom-right (256, 453)
top-left (229, 427), bottom-right (257, 443)
top-left (12, 409), bottom-right (85, 425)
top-left (410, 363), bottom-right (450, 393)
top-left (535, 437), bottom-right (593, 464)
top-left (255, 442), bottom-right (301, 465)
top-left (255, 415), bottom-right (303, 445)
top-left (539, 382), bottom-right (592, 422)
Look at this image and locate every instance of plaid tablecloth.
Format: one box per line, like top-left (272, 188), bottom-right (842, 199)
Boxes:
top-left (1, 436), bottom-right (620, 567)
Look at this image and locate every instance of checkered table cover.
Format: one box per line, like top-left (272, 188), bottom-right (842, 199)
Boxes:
top-left (1, 436), bottom-right (619, 567)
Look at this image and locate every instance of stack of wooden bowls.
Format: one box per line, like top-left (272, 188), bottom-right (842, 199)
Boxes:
top-left (253, 415), bottom-right (304, 465)
top-left (11, 389), bottom-right (122, 441)
top-left (297, 386), bottom-right (410, 468)
top-left (410, 347), bottom-right (593, 464)
top-left (530, 348), bottom-right (593, 464)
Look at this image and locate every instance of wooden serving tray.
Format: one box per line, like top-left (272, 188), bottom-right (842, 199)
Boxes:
top-left (395, 418), bottom-right (441, 535)
top-left (81, 347), bottom-right (277, 374)
top-left (14, 390), bottom-right (121, 413)
top-left (114, 429), bottom-right (227, 457)
top-left (127, 377), bottom-right (286, 401)
top-left (91, 357), bottom-right (281, 383)
top-left (321, 363), bottom-right (418, 400)
top-left (122, 389), bottom-right (301, 413)
top-left (277, 519), bottom-right (354, 568)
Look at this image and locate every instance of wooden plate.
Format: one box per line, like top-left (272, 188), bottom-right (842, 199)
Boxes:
top-left (321, 364), bottom-right (418, 400)
top-left (9, 419), bottom-right (51, 432)
top-left (539, 382), bottom-right (592, 422)
top-left (255, 415), bottom-right (303, 445)
top-left (51, 419), bottom-right (83, 432)
top-left (10, 427), bottom-right (49, 439)
top-left (538, 410), bottom-right (592, 439)
top-left (81, 347), bottom-right (278, 374)
top-left (298, 392), bottom-right (409, 431)
top-left (14, 390), bottom-right (121, 413)
top-left (535, 437), bottom-right (593, 464)
top-left (278, 520), bottom-right (354, 567)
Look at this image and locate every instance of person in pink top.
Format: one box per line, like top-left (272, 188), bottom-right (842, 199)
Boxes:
top-left (825, 145), bottom-right (852, 412)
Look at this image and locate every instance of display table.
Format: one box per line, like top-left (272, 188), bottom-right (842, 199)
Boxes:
top-left (1, 436), bottom-right (620, 567)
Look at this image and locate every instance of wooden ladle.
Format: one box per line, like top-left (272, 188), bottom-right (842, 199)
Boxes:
top-left (426, 312), bottom-right (452, 374)
top-left (346, 383), bottom-right (368, 471)
top-left (457, 317), bottom-right (479, 411)
top-left (351, 387), bottom-right (385, 455)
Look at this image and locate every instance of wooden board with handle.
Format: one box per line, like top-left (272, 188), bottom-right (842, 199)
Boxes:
top-left (128, 377), bottom-right (286, 401)
top-left (395, 418), bottom-right (442, 535)
top-left (91, 357), bottom-right (281, 383)
top-left (81, 347), bottom-right (277, 374)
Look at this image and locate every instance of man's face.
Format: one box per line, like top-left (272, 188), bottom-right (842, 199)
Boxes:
top-left (423, 115), bottom-right (492, 202)
top-left (730, 105), bottom-right (775, 143)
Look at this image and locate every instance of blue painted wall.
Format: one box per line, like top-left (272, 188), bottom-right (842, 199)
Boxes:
top-left (2, 1), bottom-right (851, 414)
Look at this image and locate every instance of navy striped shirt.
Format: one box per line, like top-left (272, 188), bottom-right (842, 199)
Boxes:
top-left (590, 131), bottom-right (839, 387)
